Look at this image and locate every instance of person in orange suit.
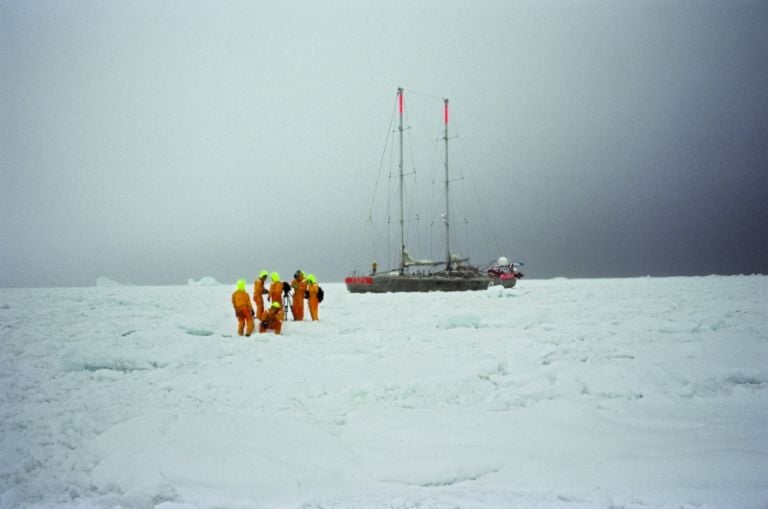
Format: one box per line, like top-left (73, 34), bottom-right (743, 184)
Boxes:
top-left (231, 279), bottom-right (255, 336)
top-left (306, 273), bottom-right (320, 321)
top-left (290, 270), bottom-right (307, 321)
top-left (268, 272), bottom-right (282, 305)
top-left (259, 301), bottom-right (284, 335)
top-left (253, 270), bottom-right (268, 320)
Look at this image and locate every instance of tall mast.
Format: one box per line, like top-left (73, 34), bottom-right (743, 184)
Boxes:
top-left (443, 98), bottom-right (451, 270)
top-left (398, 87), bottom-right (406, 275)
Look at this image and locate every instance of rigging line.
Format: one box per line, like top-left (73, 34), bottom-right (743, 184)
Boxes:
top-left (404, 110), bottom-right (420, 190)
top-left (384, 125), bottom-right (395, 270)
top-left (429, 132), bottom-right (439, 258)
top-left (458, 181), bottom-right (471, 261)
top-left (367, 96), bottom-right (399, 223)
top-left (454, 122), bottom-right (504, 256)
top-left (435, 117), bottom-right (472, 261)
top-left (428, 149), bottom-right (438, 261)
top-left (464, 216), bottom-right (471, 263)
top-left (428, 118), bottom-right (452, 258)
top-left (403, 106), bottom-right (428, 257)
top-left (407, 89), bottom-right (446, 102)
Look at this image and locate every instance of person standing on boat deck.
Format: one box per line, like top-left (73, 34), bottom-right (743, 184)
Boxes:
top-left (306, 273), bottom-right (321, 321)
top-left (232, 279), bottom-right (255, 336)
top-left (253, 270), bottom-right (268, 322)
top-left (259, 301), bottom-right (284, 335)
top-left (268, 272), bottom-right (282, 305)
top-left (371, 261), bottom-right (377, 275)
top-left (290, 270), bottom-right (307, 321)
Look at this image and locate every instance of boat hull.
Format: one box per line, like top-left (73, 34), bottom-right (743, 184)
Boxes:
top-left (345, 274), bottom-right (490, 293)
top-left (490, 276), bottom-right (518, 289)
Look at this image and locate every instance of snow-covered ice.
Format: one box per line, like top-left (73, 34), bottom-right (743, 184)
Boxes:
top-left (1, 276), bottom-right (767, 508)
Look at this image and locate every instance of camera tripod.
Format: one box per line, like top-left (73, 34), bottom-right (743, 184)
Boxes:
top-left (281, 281), bottom-right (295, 320)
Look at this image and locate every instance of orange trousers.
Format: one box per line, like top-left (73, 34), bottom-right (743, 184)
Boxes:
top-left (254, 297), bottom-right (264, 322)
top-left (309, 298), bottom-right (319, 321)
top-left (235, 307), bottom-right (254, 336)
top-left (292, 293), bottom-right (305, 321)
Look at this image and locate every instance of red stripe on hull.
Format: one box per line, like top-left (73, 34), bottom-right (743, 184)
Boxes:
top-left (344, 276), bottom-right (373, 285)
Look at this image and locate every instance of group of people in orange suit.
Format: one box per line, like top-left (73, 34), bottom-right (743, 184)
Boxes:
top-left (230, 269), bottom-right (321, 337)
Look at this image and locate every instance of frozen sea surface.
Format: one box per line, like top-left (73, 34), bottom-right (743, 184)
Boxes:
top-left (1, 276), bottom-right (767, 508)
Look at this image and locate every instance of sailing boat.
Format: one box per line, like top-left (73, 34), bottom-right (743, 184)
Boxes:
top-left (345, 88), bottom-right (492, 293)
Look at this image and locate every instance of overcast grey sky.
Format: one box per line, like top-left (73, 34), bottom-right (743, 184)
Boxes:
top-left (2, 0), bottom-right (767, 287)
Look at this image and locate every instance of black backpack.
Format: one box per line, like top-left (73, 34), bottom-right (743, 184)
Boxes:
top-left (317, 286), bottom-right (324, 303)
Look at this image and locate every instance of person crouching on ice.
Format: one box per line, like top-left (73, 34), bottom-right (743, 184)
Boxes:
top-left (232, 279), bottom-right (255, 336)
top-left (260, 301), bottom-right (284, 335)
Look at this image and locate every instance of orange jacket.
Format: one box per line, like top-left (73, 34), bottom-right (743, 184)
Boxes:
top-left (231, 289), bottom-right (253, 311)
top-left (253, 278), bottom-right (266, 304)
top-left (291, 276), bottom-right (307, 301)
top-left (307, 282), bottom-right (320, 303)
top-left (269, 281), bottom-right (283, 303)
